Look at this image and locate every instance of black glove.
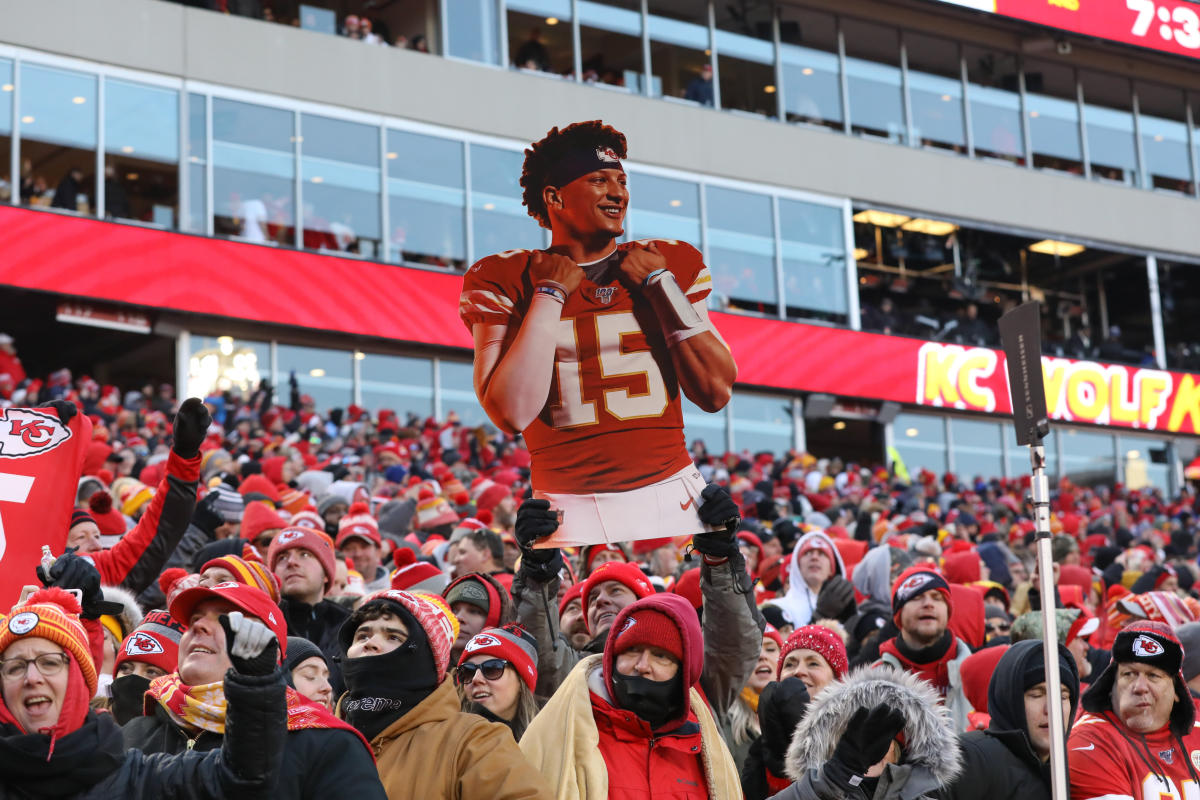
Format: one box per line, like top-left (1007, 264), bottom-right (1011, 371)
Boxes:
top-left (37, 400), bottom-right (76, 425)
top-left (37, 550), bottom-right (121, 620)
top-left (514, 499), bottom-right (561, 568)
top-left (172, 397), bottom-right (211, 459)
top-left (758, 678), bottom-right (811, 776)
top-left (692, 484), bottom-right (740, 560)
top-left (815, 574), bottom-right (857, 622)
top-left (191, 491), bottom-right (225, 538)
top-left (219, 612), bottom-right (279, 676)
top-left (823, 704), bottom-right (907, 792)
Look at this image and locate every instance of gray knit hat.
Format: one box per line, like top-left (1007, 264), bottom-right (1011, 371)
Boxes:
top-left (209, 484), bottom-right (245, 523)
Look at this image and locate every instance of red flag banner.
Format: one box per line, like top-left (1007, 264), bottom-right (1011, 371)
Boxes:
top-left (0, 409), bottom-right (92, 608)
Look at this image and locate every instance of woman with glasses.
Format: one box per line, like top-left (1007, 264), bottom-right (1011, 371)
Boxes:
top-left (455, 624), bottom-right (542, 740)
top-left (0, 585), bottom-right (286, 799)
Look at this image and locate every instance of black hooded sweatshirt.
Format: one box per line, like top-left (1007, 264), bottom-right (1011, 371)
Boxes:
top-left (938, 640), bottom-right (1079, 800)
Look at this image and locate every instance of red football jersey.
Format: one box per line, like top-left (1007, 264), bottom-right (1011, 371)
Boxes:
top-left (1068, 711), bottom-right (1200, 800)
top-left (460, 239), bottom-right (713, 493)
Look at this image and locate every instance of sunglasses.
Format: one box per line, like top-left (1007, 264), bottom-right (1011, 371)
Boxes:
top-left (455, 658), bottom-right (509, 685)
top-left (985, 623), bottom-right (1011, 635)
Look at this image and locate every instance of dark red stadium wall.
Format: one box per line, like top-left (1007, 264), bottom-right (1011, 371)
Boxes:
top-left (2, 206), bottom-right (1199, 436)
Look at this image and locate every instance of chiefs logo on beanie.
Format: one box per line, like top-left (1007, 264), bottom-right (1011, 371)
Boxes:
top-left (891, 566), bottom-right (953, 623)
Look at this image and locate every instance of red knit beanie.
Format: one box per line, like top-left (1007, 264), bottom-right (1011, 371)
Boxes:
top-left (609, 608), bottom-right (684, 665)
top-left (267, 526), bottom-right (338, 592)
top-left (582, 561), bottom-right (654, 632)
top-left (778, 624), bottom-right (848, 680)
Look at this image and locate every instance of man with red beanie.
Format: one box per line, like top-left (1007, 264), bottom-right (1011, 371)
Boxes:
top-left (337, 503), bottom-right (389, 592)
top-left (876, 565), bottom-right (972, 731)
top-left (267, 526), bottom-right (350, 695)
top-left (521, 593), bottom-right (742, 797)
top-left (123, 581), bottom-right (384, 799)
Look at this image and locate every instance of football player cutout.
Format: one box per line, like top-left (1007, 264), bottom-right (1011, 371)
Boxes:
top-left (459, 120), bottom-right (737, 547)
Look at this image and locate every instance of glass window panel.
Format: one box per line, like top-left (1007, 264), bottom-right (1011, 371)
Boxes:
top-left (626, 171), bottom-right (700, 244)
top-left (186, 336), bottom-right (270, 399)
top-left (274, 345), bottom-right (353, 412)
top-left (300, 114), bottom-right (381, 257)
top-left (778, 198), bottom-right (847, 322)
top-left (19, 63), bottom-right (97, 214)
top-left (682, 395), bottom-right (725, 455)
top-left (1137, 82), bottom-right (1192, 193)
top-left (1119, 435), bottom-right (1170, 493)
top-left (713, 3), bottom-right (775, 116)
top-left (470, 144), bottom-right (543, 258)
top-left (104, 79), bottom-right (179, 227)
top-left (1024, 58), bottom-right (1083, 174)
top-left (949, 418), bottom-right (1002, 482)
top-left (1006, 429), bottom-right (1058, 481)
top-left (359, 353), bottom-right (434, 417)
top-left (842, 19), bottom-right (906, 144)
top-left (964, 44), bottom-right (1024, 163)
top-left (1156, 259), bottom-right (1200, 371)
top-left (1081, 71), bottom-right (1136, 186)
top-left (779, 9), bottom-right (841, 130)
top-left (509, 12), bottom-right (573, 75)
top-left (731, 391), bottom-right (793, 456)
top-left (0, 60), bottom-right (11, 203)
top-left (184, 94), bottom-right (206, 233)
top-left (438, 360), bottom-right (489, 426)
top-left (905, 33), bottom-right (964, 153)
top-left (212, 98), bottom-right (295, 244)
top-left (19, 63), bottom-right (96, 149)
top-left (446, 0), bottom-right (500, 64)
top-left (705, 186), bottom-right (776, 315)
top-left (387, 129), bottom-right (466, 269)
top-left (648, 2), bottom-right (711, 103)
top-left (1058, 427), bottom-right (1115, 486)
top-left (894, 412), bottom-right (947, 475)
top-left (579, 2), bottom-right (644, 92)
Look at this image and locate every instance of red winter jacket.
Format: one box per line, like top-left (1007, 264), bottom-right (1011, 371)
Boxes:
top-left (590, 690), bottom-right (708, 800)
top-left (82, 450), bottom-right (200, 594)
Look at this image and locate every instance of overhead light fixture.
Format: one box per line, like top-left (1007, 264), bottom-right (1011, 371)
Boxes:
top-left (763, 85), bottom-right (776, 93)
top-left (545, 16), bottom-right (559, 24)
top-left (1029, 110), bottom-right (1040, 118)
top-left (126, 172), bottom-right (139, 180)
top-left (833, 421), bottom-right (847, 430)
top-left (386, 152), bottom-right (398, 159)
top-left (71, 96), bottom-right (86, 104)
top-left (1, 84), bottom-right (12, 92)
top-left (311, 176), bottom-right (324, 183)
top-left (704, 49), bottom-right (712, 55)
top-left (290, 135), bottom-right (303, 143)
top-left (1028, 239), bottom-right (1085, 257)
top-left (901, 218), bottom-right (957, 236)
top-left (853, 209), bottom-right (910, 228)
top-left (905, 427), bottom-right (919, 437)
top-left (354, 351), bottom-right (366, 361)
top-left (20, 115), bottom-right (33, 124)
top-left (1154, 134), bottom-right (1164, 142)
top-left (309, 368), bottom-right (326, 377)
top-left (217, 336), bottom-right (234, 355)
top-left (120, 145), bottom-right (134, 153)
top-left (482, 202), bottom-right (495, 211)
top-left (801, 67), bottom-right (814, 76)
top-left (852, 247), bottom-right (870, 261)
top-left (941, 94), bottom-right (952, 101)
top-left (189, 155), bottom-right (202, 163)
top-left (669, 199), bottom-right (682, 207)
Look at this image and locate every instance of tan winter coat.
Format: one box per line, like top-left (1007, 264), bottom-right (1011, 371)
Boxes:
top-left (367, 677), bottom-right (553, 800)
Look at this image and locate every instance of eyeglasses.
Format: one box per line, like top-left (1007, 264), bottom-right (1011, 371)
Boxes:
top-left (0, 653), bottom-right (71, 682)
top-left (455, 659), bottom-right (509, 685)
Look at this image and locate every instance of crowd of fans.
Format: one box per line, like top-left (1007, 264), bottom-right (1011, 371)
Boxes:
top-left (2, 352), bottom-right (1200, 799)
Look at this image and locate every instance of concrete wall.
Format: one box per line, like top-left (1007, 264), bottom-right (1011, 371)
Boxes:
top-left (4, 0), bottom-right (1199, 257)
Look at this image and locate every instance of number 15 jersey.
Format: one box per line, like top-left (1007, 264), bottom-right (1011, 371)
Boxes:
top-left (460, 240), bottom-right (713, 493)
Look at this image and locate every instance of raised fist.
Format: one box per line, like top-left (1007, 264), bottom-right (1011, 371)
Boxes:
top-left (618, 241), bottom-right (667, 288)
top-left (172, 397), bottom-right (212, 459)
top-left (529, 251), bottom-right (584, 296)
top-left (219, 611), bottom-right (278, 676)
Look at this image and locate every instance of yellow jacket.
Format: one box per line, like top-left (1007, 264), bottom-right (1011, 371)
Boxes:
top-left (367, 677), bottom-right (553, 800)
top-left (519, 655), bottom-right (743, 800)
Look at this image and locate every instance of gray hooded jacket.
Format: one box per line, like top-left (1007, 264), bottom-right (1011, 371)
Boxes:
top-left (770, 665), bottom-right (963, 800)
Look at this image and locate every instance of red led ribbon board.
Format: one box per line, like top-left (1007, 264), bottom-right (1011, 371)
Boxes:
top-left (0, 206), bottom-right (1197, 435)
top-left (937, 0), bottom-right (1200, 61)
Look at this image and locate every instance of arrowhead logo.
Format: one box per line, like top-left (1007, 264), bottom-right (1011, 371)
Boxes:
top-left (0, 409), bottom-right (71, 459)
top-left (465, 634), bottom-right (501, 652)
top-left (126, 632), bottom-right (165, 655)
top-left (1132, 634), bottom-right (1165, 658)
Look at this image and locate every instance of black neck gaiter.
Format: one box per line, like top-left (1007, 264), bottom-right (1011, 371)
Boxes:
top-left (611, 671), bottom-right (685, 731)
top-left (895, 629), bottom-right (953, 665)
top-left (108, 673), bottom-right (152, 727)
top-left (340, 617), bottom-right (440, 742)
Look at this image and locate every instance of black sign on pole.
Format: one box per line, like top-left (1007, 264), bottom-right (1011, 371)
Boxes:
top-left (999, 302), bottom-right (1050, 446)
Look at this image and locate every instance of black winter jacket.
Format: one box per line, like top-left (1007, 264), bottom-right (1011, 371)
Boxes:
top-left (0, 669), bottom-right (284, 800)
top-left (937, 640), bottom-right (1080, 800)
top-left (278, 597), bottom-right (351, 694)
top-left (122, 676), bottom-right (384, 800)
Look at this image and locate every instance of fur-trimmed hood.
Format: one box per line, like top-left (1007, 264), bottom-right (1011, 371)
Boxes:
top-left (785, 665), bottom-right (963, 785)
top-left (100, 584), bottom-right (144, 639)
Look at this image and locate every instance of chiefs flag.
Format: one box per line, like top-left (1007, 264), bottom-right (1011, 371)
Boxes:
top-left (0, 408), bottom-right (92, 607)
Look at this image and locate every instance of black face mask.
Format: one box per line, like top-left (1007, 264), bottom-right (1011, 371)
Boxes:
top-left (340, 618), bottom-right (440, 742)
top-left (108, 673), bottom-right (152, 727)
top-left (611, 671), bottom-right (684, 731)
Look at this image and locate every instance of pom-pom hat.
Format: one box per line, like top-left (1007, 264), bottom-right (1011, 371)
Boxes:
top-left (336, 502), bottom-right (381, 548)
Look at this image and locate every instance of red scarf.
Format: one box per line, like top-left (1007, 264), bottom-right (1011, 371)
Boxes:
top-left (147, 673), bottom-right (373, 759)
top-left (878, 636), bottom-right (959, 696)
